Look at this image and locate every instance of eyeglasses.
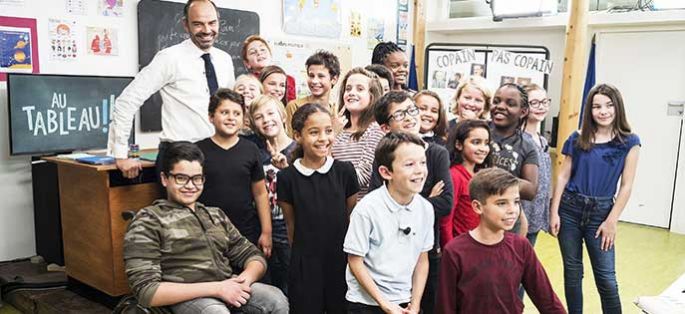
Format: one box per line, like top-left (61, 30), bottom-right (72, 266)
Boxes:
top-left (529, 98), bottom-right (551, 109)
top-left (389, 105), bottom-right (420, 121)
top-left (166, 172), bottom-right (205, 187)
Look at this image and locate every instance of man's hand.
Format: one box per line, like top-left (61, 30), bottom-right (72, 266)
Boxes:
top-left (258, 232), bottom-right (272, 258)
top-left (116, 158), bottom-right (142, 179)
top-left (215, 277), bottom-right (252, 308)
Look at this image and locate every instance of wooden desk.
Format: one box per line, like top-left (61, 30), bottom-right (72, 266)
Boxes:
top-left (43, 157), bottom-right (161, 296)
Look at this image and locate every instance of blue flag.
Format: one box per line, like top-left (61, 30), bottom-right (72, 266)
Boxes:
top-left (408, 44), bottom-right (419, 91)
top-left (580, 37), bottom-right (596, 128)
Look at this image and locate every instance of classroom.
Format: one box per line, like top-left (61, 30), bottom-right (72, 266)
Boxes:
top-left (1, 0), bottom-right (684, 313)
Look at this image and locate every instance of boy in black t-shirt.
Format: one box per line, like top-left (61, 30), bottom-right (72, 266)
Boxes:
top-left (197, 88), bottom-right (272, 257)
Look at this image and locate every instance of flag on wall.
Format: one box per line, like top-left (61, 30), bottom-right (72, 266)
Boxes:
top-left (580, 36), bottom-right (596, 128)
top-left (408, 44), bottom-right (418, 91)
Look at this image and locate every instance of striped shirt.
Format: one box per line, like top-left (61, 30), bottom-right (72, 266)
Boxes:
top-left (331, 122), bottom-right (385, 199)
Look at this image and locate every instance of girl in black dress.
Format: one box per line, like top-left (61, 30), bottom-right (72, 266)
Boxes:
top-left (277, 103), bottom-right (360, 313)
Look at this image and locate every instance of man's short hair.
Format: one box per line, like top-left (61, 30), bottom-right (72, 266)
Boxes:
top-left (469, 168), bottom-right (519, 203)
top-left (305, 50), bottom-right (341, 79)
top-left (374, 91), bottom-right (413, 126)
top-left (183, 0), bottom-right (218, 21)
top-left (160, 141), bottom-right (205, 175)
top-left (208, 88), bottom-right (245, 115)
top-left (375, 132), bottom-right (424, 172)
top-left (365, 64), bottom-right (394, 87)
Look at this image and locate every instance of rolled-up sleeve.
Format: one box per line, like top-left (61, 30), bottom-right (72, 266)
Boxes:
top-left (107, 52), bottom-right (173, 158)
top-left (123, 211), bottom-right (163, 307)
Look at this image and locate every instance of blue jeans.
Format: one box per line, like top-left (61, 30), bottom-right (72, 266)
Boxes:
top-left (170, 283), bottom-right (289, 314)
top-left (558, 191), bottom-right (621, 314)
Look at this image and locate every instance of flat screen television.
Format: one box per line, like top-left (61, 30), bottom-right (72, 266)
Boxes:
top-left (7, 73), bottom-right (134, 156)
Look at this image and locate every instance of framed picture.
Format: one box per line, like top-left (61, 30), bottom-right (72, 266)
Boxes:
top-left (0, 16), bottom-right (40, 81)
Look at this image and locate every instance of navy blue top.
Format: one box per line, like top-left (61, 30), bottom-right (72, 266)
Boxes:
top-left (562, 131), bottom-right (640, 197)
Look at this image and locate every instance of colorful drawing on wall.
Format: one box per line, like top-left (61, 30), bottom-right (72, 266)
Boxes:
top-left (349, 11), bottom-right (361, 38)
top-left (0, 16), bottom-right (39, 81)
top-left (99, 0), bottom-right (123, 17)
top-left (87, 27), bottom-right (118, 56)
top-left (283, 0), bottom-right (341, 38)
top-left (367, 18), bottom-right (384, 50)
top-left (49, 19), bottom-right (78, 61)
top-left (66, 0), bottom-right (87, 15)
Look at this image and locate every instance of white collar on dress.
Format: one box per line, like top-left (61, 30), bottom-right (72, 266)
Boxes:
top-left (293, 156), bottom-right (334, 176)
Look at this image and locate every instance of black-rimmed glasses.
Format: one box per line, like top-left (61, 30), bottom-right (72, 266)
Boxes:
top-left (166, 173), bottom-right (205, 187)
top-left (389, 105), bottom-right (420, 121)
top-left (529, 98), bottom-right (551, 109)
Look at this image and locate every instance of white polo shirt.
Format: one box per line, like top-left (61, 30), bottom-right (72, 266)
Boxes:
top-left (344, 185), bottom-right (434, 306)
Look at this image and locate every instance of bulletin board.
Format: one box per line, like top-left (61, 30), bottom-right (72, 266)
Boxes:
top-left (424, 43), bottom-right (550, 109)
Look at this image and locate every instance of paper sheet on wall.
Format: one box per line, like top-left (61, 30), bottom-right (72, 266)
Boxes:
top-left (66, 0), bottom-right (86, 15)
top-left (0, 0), bottom-right (24, 5)
top-left (99, 0), bottom-right (123, 17)
top-left (49, 19), bottom-right (77, 61)
top-left (0, 26), bottom-right (33, 73)
top-left (269, 38), bottom-right (351, 102)
top-left (367, 18), bottom-right (384, 50)
top-left (86, 27), bottom-right (118, 56)
top-left (283, 0), bottom-right (341, 38)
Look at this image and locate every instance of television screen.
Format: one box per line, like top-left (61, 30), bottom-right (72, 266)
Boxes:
top-left (7, 73), bottom-right (133, 156)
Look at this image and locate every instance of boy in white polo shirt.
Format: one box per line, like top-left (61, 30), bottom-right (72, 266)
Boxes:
top-left (343, 132), bottom-right (433, 314)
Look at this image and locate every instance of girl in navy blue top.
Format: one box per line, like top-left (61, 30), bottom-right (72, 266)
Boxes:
top-left (550, 84), bottom-right (640, 314)
top-left (277, 103), bottom-right (359, 313)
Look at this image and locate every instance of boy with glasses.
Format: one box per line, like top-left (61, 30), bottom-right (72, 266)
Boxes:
top-left (123, 141), bottom-right (288, 313)
top-left (369, 91), bottom-right (453, 314)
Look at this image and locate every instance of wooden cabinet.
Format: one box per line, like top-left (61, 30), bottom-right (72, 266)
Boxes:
top-left (44, 157), bottom-right (161, 296)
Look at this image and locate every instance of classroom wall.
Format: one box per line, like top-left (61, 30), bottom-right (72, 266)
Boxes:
top-left (424, 7), bottom-right (685, 233)
top-left (0, 0), bottom-right (406, 260)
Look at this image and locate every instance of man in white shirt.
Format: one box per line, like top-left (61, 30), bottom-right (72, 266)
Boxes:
top-left (108, 0), bottom-right (235, 178)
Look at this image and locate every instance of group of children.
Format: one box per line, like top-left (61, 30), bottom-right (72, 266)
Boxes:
top-left (125, 37), bottom-right (641, 314)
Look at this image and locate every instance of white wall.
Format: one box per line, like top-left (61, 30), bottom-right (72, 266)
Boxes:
top-left (0, 0), bottom-right (405, 260)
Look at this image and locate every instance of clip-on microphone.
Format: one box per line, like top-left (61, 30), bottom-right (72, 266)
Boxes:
top-left (399, 226), bottom-right (412, 235)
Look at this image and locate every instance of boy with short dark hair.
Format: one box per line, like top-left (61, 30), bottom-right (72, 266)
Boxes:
top-left (344, 132), bottom-right (433, 313)
top-left (196, 88), bottom-right (272, 256)
top-left (284, 50), bottom-right (340, 135)
top-left (369, 90), bottom-right (453, 314)
top-left (123, 141), bottom-right (288, 313)
top-left (436, 167), bottom-right (566, 314)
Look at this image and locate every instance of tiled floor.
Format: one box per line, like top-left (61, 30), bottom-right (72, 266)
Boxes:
top-left (524, 222), bottom-right (685, 313)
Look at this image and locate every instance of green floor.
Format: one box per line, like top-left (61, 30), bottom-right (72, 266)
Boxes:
top-left (1, 222), bottom-right (683, 313)
top-left (524, 222), bottom-right (685, 313)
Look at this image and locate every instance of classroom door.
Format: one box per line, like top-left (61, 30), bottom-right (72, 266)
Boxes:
top-left (596, 30), bottom-right (685, 228)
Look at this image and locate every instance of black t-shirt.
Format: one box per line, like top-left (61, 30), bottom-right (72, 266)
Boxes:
top-left (196, 137), bottom-right (265, 242)
top-left (490, 128), bottom-right (539, 178)
top-left (260, 141), bottom-right (298, 246)
top-left (277, 160), bottom-right (359, 257)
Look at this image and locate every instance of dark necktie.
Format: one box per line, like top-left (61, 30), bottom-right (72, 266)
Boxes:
top-left (201, 53), bottom-right (218, 95)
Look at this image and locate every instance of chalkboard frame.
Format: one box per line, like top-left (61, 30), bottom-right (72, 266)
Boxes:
top-left (137, 0), bottom-right (260, 132)
top-left (7, 73), bottom-right (135, 156)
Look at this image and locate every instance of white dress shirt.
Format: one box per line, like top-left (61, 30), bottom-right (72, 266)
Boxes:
top-left (107, 39), bottom-right (235, 158)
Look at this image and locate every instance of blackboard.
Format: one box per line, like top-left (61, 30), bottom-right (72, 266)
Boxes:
top-left (137, 0), bottom-right (260, 131)
top-left (7, 73), bottom-right (133, 156)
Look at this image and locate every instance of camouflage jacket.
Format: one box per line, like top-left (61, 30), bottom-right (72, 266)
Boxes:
top-left (123, 199), bottom-right (266, 307)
